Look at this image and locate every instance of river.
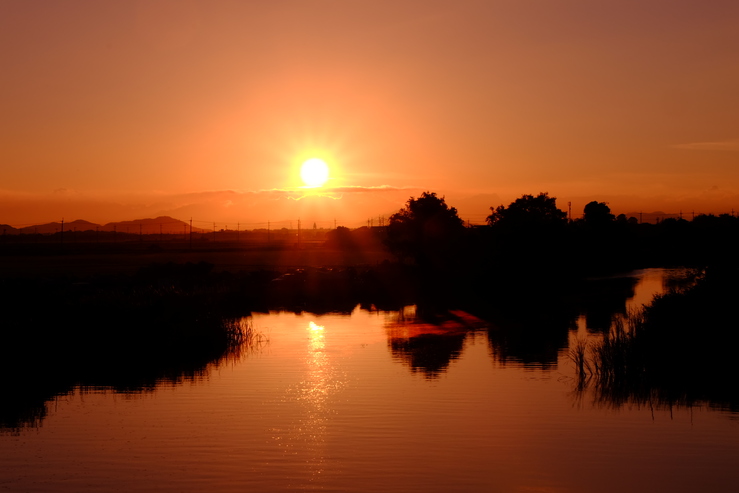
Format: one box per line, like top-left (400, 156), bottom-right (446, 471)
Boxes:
top-left (1, 268), bottom-right (737, 492)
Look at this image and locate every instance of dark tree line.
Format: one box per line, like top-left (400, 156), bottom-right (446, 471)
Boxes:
top-left (383, 191), bottom-right (739, 278)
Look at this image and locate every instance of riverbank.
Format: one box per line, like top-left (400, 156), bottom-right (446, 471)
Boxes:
top-left (573, 266), bottom-right (739, 412)
top-left (0, 241), bottom-right (395, 278)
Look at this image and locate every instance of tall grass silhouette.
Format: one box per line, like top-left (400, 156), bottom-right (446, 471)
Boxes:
top-left (571, 271), bottom-right (739, 411)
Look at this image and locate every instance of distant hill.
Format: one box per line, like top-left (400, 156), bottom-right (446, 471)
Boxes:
top-left (14, 219), bottom-right (101, 235)
top-left (102, 216), bottom-right (206, 234)
top-left (3, 216), bottom-right (207, 235)
top-left (62, 219), bottom-right (100, 233)
top-left (19, 221), bottom-right (64, 235)
top-left (622, 211), bottom-right (693, 223)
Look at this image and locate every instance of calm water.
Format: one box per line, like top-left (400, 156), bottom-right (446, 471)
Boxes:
top-left (1, 269), bottom-right (737, 492)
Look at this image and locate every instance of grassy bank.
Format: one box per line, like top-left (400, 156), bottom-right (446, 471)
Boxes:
top-left (572, 267), bottom-right (739, 411)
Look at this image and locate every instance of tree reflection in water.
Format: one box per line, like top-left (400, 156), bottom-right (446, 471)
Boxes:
top-left (0, 317), bottom-right (260, 433)
top-left (384, 273), bottom-right (649, 375)
top-left (385, 307), bottom-right (486, 378)
top-left (571, 268), bottom-right (739, 413)
top-left (0, 269), bottom-right (682, 431)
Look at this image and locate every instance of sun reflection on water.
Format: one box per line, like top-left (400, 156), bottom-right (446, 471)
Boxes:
top-left (272, 318), bottom-right (347, 485)
top-left (304, 321), bottom-right (329, 409)
top-left (302, 320), bottom-right (333, 481)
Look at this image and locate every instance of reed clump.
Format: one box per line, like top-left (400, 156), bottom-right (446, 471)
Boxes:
top-left (572, 271), bottom-right (739, 411)
top-left (221, 317), bottom-right (269, 360)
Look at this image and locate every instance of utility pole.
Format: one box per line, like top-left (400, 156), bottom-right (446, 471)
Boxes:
top-left (297, 218), bottom-right (301, 247)
top-left (639, 212), bottom-right (643, 224)
top-left (160, 224), bottom-right (162, 243)
top-left (334, 219), bottom-right (337, 229)
top-left (60, 218), bottom-right (64, 245)
top-left (267, 221), bottom-right (270, 244)
top-left (568, 201), bottom-right (572, 222)
top-left (213, 222), bottom-right (216, 242)
top-left (237, 222), bottom-right (240, 243)
top-left (189, 218), bottom-right (193, 249)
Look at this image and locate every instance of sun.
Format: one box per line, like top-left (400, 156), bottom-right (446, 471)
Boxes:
top-left (300, 158), bottom-right (330, 187)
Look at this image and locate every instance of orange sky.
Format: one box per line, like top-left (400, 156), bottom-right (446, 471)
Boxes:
top-left (2, 0), bottom-right (739, 227)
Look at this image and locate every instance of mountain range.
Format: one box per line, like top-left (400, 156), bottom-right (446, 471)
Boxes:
top-left (0, 216), bottom-right (207, 235)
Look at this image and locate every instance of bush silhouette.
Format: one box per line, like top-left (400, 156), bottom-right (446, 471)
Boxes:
top-left (386, 191), bottom-right (465, 268)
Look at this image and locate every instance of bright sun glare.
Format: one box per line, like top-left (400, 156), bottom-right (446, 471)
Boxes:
top-left (300, 158), bottom-right (330, 188)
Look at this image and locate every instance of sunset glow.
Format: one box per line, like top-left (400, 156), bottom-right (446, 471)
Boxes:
top-left (1, 1), bottom-right (738, 227)
top-left (4, 2), bottom-right (739, 490)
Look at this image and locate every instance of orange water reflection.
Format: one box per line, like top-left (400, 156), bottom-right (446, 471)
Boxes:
top-left (384, 307), bottom-right (491, 378)
top-left (270, 318), bottom-right (349, 484)
top-left (2, 270), bottom-right (738, 492)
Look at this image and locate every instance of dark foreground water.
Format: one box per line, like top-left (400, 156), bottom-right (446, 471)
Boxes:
top-left (1, 269), bottom-right (737, 492)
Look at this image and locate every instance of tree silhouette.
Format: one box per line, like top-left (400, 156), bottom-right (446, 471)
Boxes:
top-left (583, 201), bottom-right (615, 226)
top-left (484, 193), bottom-right (569, 275)
top-left (487, 193), bottom-right (567, 229)
top-left (386, 192), bottom-right (464, 267)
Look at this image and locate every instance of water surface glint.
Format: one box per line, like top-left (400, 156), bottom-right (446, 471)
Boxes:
top-left (1, 269), bottom-right (737, 492)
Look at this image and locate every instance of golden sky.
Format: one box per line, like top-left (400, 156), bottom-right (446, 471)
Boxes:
top-left (2, 0), bottom-right (739, 227)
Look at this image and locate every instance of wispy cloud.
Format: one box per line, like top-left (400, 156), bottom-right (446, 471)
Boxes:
top-left (0, 185), bottom-right (422, 226)
top-left (673, 139), bottom-right (739, 151)
top-left (263, 185), bottom-right (407, 194)
top-left (258, 185), bottom-right (411, 201)
top-left (287, 192), bottom-right (343, 201)
top-left (323, 185), bottom-right (409, 193)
